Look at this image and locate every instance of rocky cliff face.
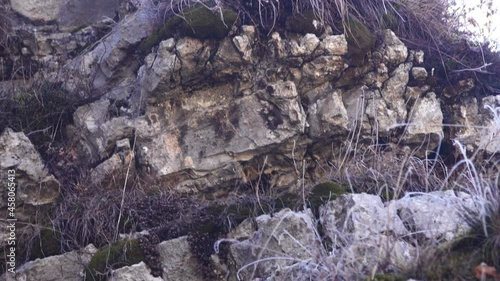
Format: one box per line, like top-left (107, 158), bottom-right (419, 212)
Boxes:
top-left (0, 0), bottom-right (499, 280)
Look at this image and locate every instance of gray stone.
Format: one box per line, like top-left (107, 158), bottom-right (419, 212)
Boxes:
top-left (225, 209), bottom-right (321, 281)
top-left (10, 0), bottom-right (119, 30)
top-left (233, 34), bottom-right (253, 62)
top-left (290, 33), bottom-right (320, 56)
top-left (405, 85), bottom-right (430, 99)
top-left (110, 262), bottom-right (162, 281)
top-left (414, 50), bottom-right (425, 64)
top-left (0, 128), bottom-right (60, 206)
top-left (404, 92), bottom-right (443, 149)
top-left (452, 95), bottom-right (500, 154)
top-left (5, 244), bottom-right (97, 281)
top-left (381, 30), bottom-right (408, 65)
top-left (73, 99), bottom-right (134, 163)
top-left (136, 80), bottom-right (306, 181)
top-left (301, 55), bottom-right (347, 89)
top-left (411, 67), bottom-right (428, 81)
top-left (157, 236), bottom-right (204, 281)
top-left (307, 88), bottom-right (349, 138)
top-left (64, 3), bottom-right (156, 90)
top-left (390, 190), bottom-right (477, 242)
top-left (320, 193), bottom-right (407, 242)
top-left (320, 34), bottom-right (348, 55)
top-left (381, 63), bottom-right (412, 123)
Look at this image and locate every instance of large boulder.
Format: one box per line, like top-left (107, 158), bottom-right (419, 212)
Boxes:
top-left (451, 95), bottom-right (500, 154)
top-left (4, 244), bottom-right (97, 281)
top-left (389, 190), bottom-right (477, 242)
top-left (0, 128), bottom-right (60, 206)
top-left (223, 208), bottom-right (322, 281)
top-left (10, 0), bottom-right (120, 30)
top-left (156, 236), bottom-right (204, 281)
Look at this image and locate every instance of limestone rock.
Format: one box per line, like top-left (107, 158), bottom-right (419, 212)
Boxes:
top-left (0, 128), bottom-right (60, 206)
top-left (65, 3), bottom-right (156, 90)
top-left (10, 0), bottom-right (119, 30)
top-left (451, 95), bottom-right (500, 153)
top-left (320, 34), bottom-right (349, 55)
top-left (290, 33), bottom-right (320, 56)
top-left (414, 50), bottom-right (425, 64)
top-left (226, 209), bottom-right (321, 280)
top-left (136, 80), bottom-right (306, 185)
top-left (10, 0), bottom-right (66, 22)
top-left (365, 89), bottom-right (400, 134)
top-left (404, 92), bottom-right (443, 152)
top-left (381, 29), bottom-right (408, 65)
top-left (411, 67), bottom-right (428, 81)
top-left (380, 62), bottom-right (412, 123)
top-left (390, 190), bottom-right (477, 242)
top-left (5, 244), bottom-right (97, 281)
top-left (301, 55), bottom-right (347, 89)
top-left (405, 93), bottom-right (444, 146)
top-left (110, 262), bottom-right (162, 281)
top-left (307, 88), bottom-right (349, 138)
top-left (157, 236), bottom-right (204, 281)
top-left (405, 85), bottom-right (430, 99)
top-left (90, 139), bottom-right (136, 189)
top-left (73, 99), bottom-right (134, 163)
top-left (320, 193), bottom-right (407, 242)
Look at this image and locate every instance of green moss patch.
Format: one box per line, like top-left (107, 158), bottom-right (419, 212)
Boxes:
top-left (180, 4), bottom-right (239, 39)
top-left (30, 227), bottom-right (62, 260)
top-left (85, 239), bottom-right (144, 281)
top-left (308, 181), bottom-right (347, 212)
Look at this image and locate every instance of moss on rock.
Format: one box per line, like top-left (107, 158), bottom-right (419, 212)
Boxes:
top-left (308, 181), bottom-right (347, 214)
top-left (180, 4), bottom-right (239, 39)
top-left (30, 227), bottom-right (62, 260)
top-left (85, 239), bottom-right (144, 281)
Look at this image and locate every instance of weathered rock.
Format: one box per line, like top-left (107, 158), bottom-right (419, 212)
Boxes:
top-left (414, 50), bottom-right (425, 64)
top-left (405, 85), bottom-right (430, 99)
top-left (157, 236), bottom-right (204, 281)
top-left (10, 0), bottom-right (119, 30)
top-left (319, 34), bottom-right (349, 55)
top-left (389, 190), bottom-right (477, 242)
top-left (411, 67), bottom-right (428, 81)
top-left (90, 139), bottom-right (136, 188)
top-left (380, 29), bottom-right (408, 65)
top-left (342, 86), bottom-right (372, 134)
top-left (404, 92), bottom-right (443, 150)
top-left (290, 33), bottom-right (320, 56)
top-left (307, 87), bottom-right (349, 138)
top-left (65, 3), bottom-right (156, 90)
top-left (451, 95), bottom-right (500, 153)
top-left (110, 262), bottom-right (162, 281)
top-left (4, 244), bottom-right (97, 281)
top-left (225, 208), bottom-right (321, 281)
top-left (365, 89), bottom-right (400, 134)
top-left (318, 193), bottom-right (414, 278)
top-left (0, 128), bottom-right (60, 206)
top-left (136, 80), bottom-right (306, 189)
top-left (320, 193), bottom-right (407, 242)
top-left (300, 55), bottom-right (347, 89)
top-left (380, 62), bottom-right (413, 123)
top-left (73, 99), bottom-right (135, 163)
